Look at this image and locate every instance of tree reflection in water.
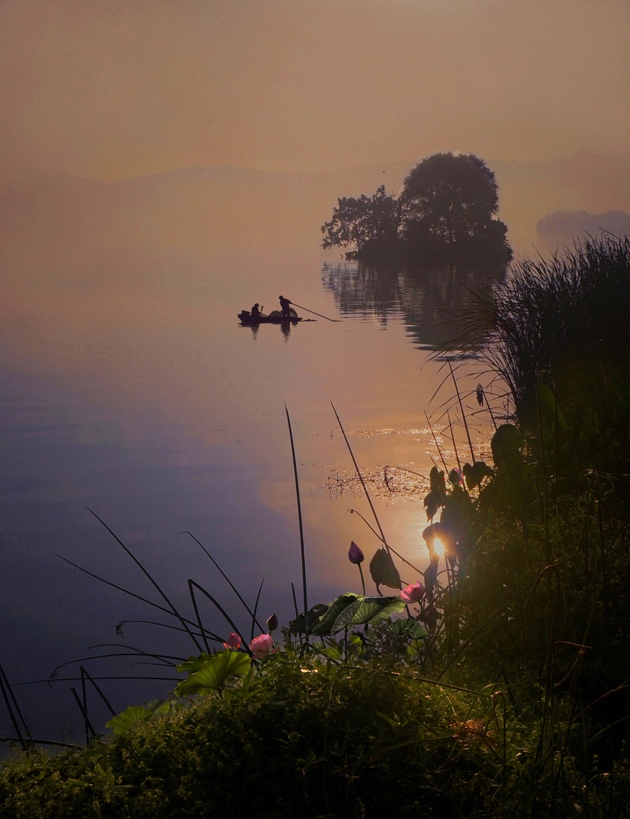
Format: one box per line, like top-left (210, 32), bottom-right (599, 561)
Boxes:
top-left (321, 257), bottom-right (508, 348)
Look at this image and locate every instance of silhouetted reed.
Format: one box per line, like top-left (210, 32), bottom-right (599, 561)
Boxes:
top-left (466, 234), bottom-right (630, 425)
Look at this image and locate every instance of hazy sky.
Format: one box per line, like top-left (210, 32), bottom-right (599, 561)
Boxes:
top-left (1, 0), bottom-right (629, 182)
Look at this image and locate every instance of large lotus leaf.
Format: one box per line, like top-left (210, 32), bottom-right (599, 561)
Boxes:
top-left (175, 650), bottom-right (251, 697)
top-left (330, 596), bottom-right (405, 634)
top-left (429, 466), bottom-right (446, 493)
top-left (462, 460), bottom-right (494, 490)
top-left (369, 548), bottom-right (401, 590)
top-left (310, 593), bottom-right (360, 636)
top-left (106, 701), bottom-right (170, 736)
top-left (386, 617), bottom-right (428, 640)
top-left (423, 489), bottom-right (442, 520)
top-left (288, 603), bottom-right (329, 634)
top-left (176, 652), bottom-right (213, 675)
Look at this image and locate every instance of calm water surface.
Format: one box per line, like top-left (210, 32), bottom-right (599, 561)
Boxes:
top-left (0, 246), bottom-right (501, 740)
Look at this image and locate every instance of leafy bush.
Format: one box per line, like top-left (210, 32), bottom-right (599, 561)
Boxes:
top-left (0, 648), bottom-right (512, 818)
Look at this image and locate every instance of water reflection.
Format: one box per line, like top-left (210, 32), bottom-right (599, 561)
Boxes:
top-left (321, 258), bottom-right (507, 347)
top-left (241, 321), bottom-right (294, 341)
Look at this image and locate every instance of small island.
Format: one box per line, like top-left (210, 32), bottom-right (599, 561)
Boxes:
top-left (321, 152), bottom-right (512, 263)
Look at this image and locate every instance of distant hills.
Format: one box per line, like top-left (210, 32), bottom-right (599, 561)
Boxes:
top-left (1, 152), bottom-right (629, 281)
top-left (537, 210), bottom-right (630, 243)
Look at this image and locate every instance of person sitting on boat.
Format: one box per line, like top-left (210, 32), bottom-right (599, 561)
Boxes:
top-left (279, 295), bottom-right (292, 319)
top-left (250, 303), bottom-right (263, 321)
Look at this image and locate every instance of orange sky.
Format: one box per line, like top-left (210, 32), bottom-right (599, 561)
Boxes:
top-left (1, 0), bottom-right (629, 183)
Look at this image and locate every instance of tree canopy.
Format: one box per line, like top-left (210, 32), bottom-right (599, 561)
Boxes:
top-left (401, 152), bottom-right (499, 245)
top-left (321, 153), bottom-right (510, 261)
top-left (321, 185), bottom-right (401, 253)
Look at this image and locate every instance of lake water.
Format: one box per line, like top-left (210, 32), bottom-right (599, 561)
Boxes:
top-left (0, 241), bottom-right (503, 742)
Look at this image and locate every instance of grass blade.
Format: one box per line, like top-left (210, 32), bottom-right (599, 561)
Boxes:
top-left (87, 509), bottom-right (202, 652)
top-left (178, 531), bottom-right (265, 634)
top-left (285, 406), bottom-right (309, 631)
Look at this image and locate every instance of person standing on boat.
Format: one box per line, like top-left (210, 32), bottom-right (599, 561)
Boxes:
top-left (251, 303), bottom-right (263, 321)
top-left (279, 295), bottom-right (292, 319)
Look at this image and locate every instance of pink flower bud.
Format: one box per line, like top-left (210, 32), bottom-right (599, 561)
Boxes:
top-left (401, 580), bottom-right (426, 604)
top-left (266, 613), bottom-right (279, 632)
top-left (249, 633), bottom-right (274, 659)
top-left (223, 632), bottom-right (242, 650)
top-left (348, 541), bottom-right (365, 564)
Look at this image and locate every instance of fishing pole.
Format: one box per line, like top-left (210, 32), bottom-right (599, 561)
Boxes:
top-left (290, 302), bottom-right (341, 322)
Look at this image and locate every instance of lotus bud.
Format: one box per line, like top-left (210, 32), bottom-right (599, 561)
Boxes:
top-left (266, 613), bottom-right (279, 633)
top-left (348, 541), bottom-right (365, 564)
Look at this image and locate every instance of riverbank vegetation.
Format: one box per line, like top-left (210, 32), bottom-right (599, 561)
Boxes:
top-left (1, 236), bottom-right (629, 817)
top-left (321, 153), bottom-right (512, 264)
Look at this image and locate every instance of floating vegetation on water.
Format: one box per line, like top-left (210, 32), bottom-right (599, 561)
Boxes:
top-left (324, 463), bottom-right (429, 502)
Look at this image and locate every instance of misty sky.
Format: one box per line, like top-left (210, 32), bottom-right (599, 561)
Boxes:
top-left (1, 0), bottom-right (629, 183)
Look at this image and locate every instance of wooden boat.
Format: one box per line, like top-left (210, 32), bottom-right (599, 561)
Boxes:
top-left (238, 308), bottom-right (302, 325)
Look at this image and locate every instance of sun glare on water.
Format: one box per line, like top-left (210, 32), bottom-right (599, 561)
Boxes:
top-left (432, 537), bottom-right (445, 557)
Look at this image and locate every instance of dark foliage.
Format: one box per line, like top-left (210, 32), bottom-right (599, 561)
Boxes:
top-left (321, 154), bottom-right (512, 263)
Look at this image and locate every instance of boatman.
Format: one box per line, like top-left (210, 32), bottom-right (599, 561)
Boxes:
top-left (251, 303), bottom-right (263, 321)
top-left (279, 295), bottom-right (292, 319)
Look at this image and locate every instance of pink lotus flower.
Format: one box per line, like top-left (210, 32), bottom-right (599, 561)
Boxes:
top-left (249, 633), bottom-right (274, 659)
top-left (223, 632), bottom-right (242, 650)
top-left (401, 580), bottom-right (426, 604)
top-left (348, 541), bottom-right (365, 564)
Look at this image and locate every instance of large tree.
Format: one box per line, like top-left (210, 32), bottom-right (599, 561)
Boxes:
top-left (401, 153), bottom-right (501, 246)
top-left (321, 185), bottom-right (401, 253)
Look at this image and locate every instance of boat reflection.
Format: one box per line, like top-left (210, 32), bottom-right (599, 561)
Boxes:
top-left (321, 257), bottom-right (508, 348)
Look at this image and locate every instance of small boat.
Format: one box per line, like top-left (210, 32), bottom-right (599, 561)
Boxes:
top-left (238, 308), bottom-right (302, 325)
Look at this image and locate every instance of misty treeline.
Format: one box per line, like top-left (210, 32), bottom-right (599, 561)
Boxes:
top-left (321, 152), bottom-right (511, 262)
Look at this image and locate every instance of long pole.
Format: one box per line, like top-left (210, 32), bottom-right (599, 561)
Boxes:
top-left (290, 302), bottom-right (340, 322)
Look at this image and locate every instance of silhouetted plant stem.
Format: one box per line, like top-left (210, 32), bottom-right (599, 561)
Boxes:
top-left (290, 582), bottom-right (299, 619)
top-left (0, 663), bottom-right (32, 745)
top-left (250, 579), bottom-right (264, 642)
top-left (79, 665), bottom-right (116, 717)
top-left (448, 359), bottom-right (476, 464)
top-left (0, 665), bottom-right (28, 750)
top-left (285, 406), bottom-right (309, 634)
top-left (116, 619), bottom-right (210, 640)
top-left (70, 686), bottom-right (96, 742)
top-left (80, 667), bottom-right (90, 744)
top-left (188, 581), bottom-right (211, 654)
top-left (51, 650), bottom-right (181, 678)
top-left (331, 402), bottom-right (392, 559)
top-left (357, 564), bottom-right (366, 596)
top-left (187, 579), bottom-right (252, 656)
top-left (348, 509), bottom-right (425, 574)
top-left (15, 675), bottom-right (180, 687)
top-left (86, 509), bottom-right (202, 652)
top-left (425, 411), bottom-right (449, 473)
top-left (178, 531), bottom-right (265, 634)
top-left (56, 554), bottom-right (222, 644)
top-left (383, 465), bottom-right (429, 493)
top-left (446, 409), bottom-right (462, 471)
top-left (0, 737), bottom-right (79, 748)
